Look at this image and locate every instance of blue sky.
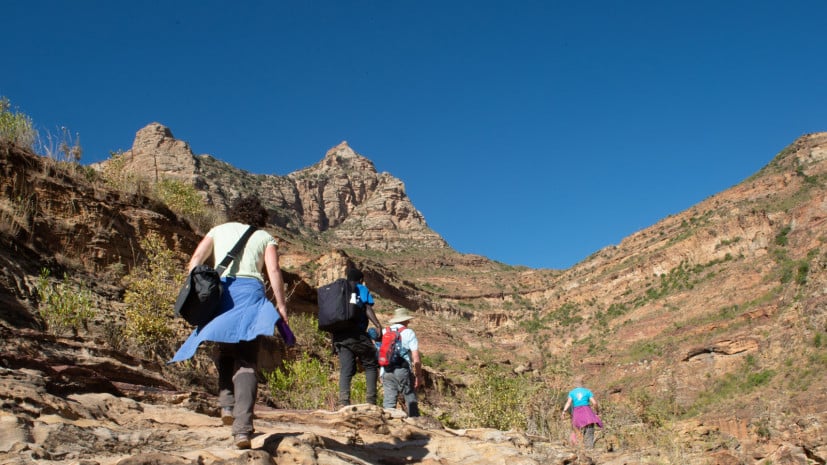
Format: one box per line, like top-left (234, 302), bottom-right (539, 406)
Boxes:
top-left (4, 1), bottom-right (826, 269)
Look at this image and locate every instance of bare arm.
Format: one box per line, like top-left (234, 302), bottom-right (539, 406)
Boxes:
top-left (411, 349), bottom-right (423, 389)
top-left (589, 395), bottom-right (599, 412)
top-left (264, 243), bottom-right (288, 322)
top-left (561, 397), bottom-right (572, 417)
top-left (187, 236), bottom-right (214, 272)
top-left (365, 304), bottom-right (382, 330)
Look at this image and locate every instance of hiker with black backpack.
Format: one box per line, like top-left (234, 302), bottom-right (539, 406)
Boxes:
top-left (381, 307), bottom-right (423, 417)
top-left (322, 267), bottom-right (383, 407)
top-left (169, 196), bottom-right (289, 450)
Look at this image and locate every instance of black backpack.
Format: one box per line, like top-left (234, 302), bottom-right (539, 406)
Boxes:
top-left (174, 265), bottom-right (223, 327)
top-left (317, 278), bottom-right (363, 333)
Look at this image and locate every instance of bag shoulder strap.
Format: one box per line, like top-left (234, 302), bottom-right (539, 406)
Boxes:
top-left (215, 225), bottom-right (257, 274)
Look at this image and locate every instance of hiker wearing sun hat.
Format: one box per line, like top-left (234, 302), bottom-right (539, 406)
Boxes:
top-left (381, 307), bottom-right (423, 417)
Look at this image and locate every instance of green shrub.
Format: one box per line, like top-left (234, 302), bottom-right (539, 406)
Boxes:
top-left (550, 302), bottom-right (583, 327)
top-left (795, 261), bottom-right (809, 285)
top-left (422, 352), bottom-right (447, 369)
top-left (265, 352), bottom-right (337, 409)
top-left (154, 177), bottom-right (205, 217)
top-left (689, 357), bottom-right (776, 414)
top-left (121, 232), bottom-right (186, 354)
top-left (99, 155), bottom-right (222, 233)
top-left (628, 340), bottom-right (663, 359)
top-left (461, 366), bottom-right (539, 430)
top-left (519, 312), bottom-right (546, 332)
top-left (629, 388), bottom-right (676, 427)
top-left (35, 268), bottom-right (96, 335)
top-left (100, 150), bottom-right (151, 196)
top-left (0, 97), bottom-right (36, 149)
top-left (349, 371), bottom-right (383, 406)
top-left (775, 226), bottom-right (791, 246)
top-left (288, 313), bottom-right (329, 348)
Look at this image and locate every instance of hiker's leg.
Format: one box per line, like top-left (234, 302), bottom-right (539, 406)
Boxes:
top-left (215, 343), bottom-right (235, 410)
top-left (382, 370), bottom-right (401, 409)
top-left (337, 342), bottom-right (356, 406)
top-left (364, 364), bottom-right (378, 405)
top-left (356, 336), bottom-right (379, 405)
top-left (231, 339), bottom-right (259, 435)
top-left (401, 369), bottom-right (419, 417)
top-left (583, 424), bottom-right (595, 449)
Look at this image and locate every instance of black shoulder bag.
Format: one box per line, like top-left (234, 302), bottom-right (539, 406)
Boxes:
top-left (174, 225), bottom-right (257, 327)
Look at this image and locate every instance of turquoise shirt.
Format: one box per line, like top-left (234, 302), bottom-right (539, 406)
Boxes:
top-left (568, 387), bottom-right (593, 408)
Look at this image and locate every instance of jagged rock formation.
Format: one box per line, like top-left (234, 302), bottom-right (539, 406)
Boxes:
top-left (109, 123), bottom-right (447, 251)
top-left (290, 142), bottom-right (447, 250)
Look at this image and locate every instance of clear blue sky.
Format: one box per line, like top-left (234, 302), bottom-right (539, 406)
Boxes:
top-left (4, 1), bottom-right (826, 269)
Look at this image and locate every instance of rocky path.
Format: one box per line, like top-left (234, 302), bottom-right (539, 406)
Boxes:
top-left (1, 375), bottom-right (578, 465)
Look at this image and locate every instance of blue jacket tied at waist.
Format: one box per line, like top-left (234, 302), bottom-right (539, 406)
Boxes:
top-left (169, 277), bottom-right (280, 363)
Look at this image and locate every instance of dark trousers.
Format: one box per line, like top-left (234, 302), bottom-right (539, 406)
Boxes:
top-left (216, 339), bottom-right (259, 435)
top-left (333, 333), bottom-right (378, 405)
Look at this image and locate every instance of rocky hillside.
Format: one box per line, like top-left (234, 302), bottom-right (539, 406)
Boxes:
top-left (1, 128), bottom-right (826, 465)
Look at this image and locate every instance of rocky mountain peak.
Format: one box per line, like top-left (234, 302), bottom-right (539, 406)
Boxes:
top-left (125, 122), bottom-right (197, 182)
top-left (105, 123), bottom-right (446, 251)
top-left (320, 140), bottom-right (377, 173)
top-left (324, 140), bottom-right (353, 157)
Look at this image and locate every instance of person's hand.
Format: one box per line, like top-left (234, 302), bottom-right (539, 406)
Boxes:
top-left (277, 304), bottom-right (288, 322)
top-left (367, 327), bottom-right (379, 341)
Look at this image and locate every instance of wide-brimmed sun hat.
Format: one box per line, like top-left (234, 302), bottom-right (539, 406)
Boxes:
top-left (389, 307), bottom-right (414, 324)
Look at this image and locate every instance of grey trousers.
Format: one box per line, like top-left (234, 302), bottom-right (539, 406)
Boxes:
top-left (216, 339), bottom-right (259, 435)
top-left (382, 366), bottom-right (419, 417)
top-left (582, 424), bottom-right (595, 448)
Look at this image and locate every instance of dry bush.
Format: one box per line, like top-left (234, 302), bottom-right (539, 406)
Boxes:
top-left (0, 97), bottom-right (36, 149)
top-left (121, 232), bottom-right (187, 358)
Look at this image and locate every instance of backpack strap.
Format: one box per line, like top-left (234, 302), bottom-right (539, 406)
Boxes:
top-left (215, 225), bottom-right (257, 274)
top-left (387, 325), bottom-right (405, 335)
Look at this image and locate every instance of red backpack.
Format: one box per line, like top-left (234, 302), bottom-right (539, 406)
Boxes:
top-left (378, 326), bottom-right (406, 367)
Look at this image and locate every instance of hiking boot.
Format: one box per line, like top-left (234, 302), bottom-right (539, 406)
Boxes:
top-left (234, 433), bottom-right (251, 449)
top-left (221, 408), bottom-right (233, 426)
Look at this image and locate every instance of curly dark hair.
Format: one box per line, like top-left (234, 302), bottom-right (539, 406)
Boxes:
top-left (228, 196), bottom-right (269, 227)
